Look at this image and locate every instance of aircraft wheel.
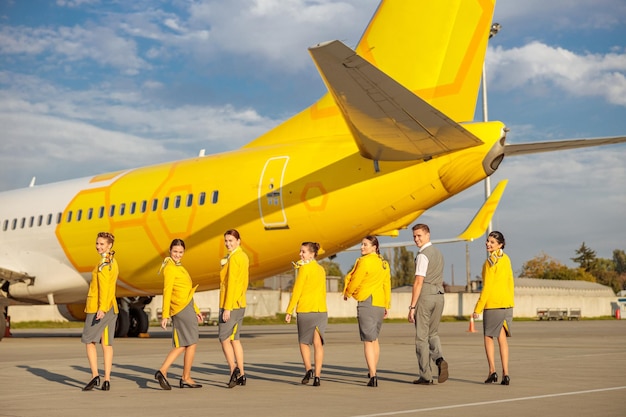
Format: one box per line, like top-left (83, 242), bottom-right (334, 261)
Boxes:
top-left (115, 309), bottom-right (130, 338)
top-left (127, 306), bottom-right (149, 337)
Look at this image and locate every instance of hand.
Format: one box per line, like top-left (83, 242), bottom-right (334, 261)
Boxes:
top-left (343, 295), bottom-right (348, 301)
top-left (95, 310), bottom-right (105, 320)
top-left (472, 312), bottom-right (479, 319)
top-left (161, 318), bottom-right (168, 329)
top-left (408, 310), bottom-right (415, 324)
top-left (222, 309), bottom-right (231, 322)
top-left (196, 313), bottom-right (203, 323)
top-left (285, 313), bottom-right (291, 323)
top-left (383, 309), bottom-right (388, 319)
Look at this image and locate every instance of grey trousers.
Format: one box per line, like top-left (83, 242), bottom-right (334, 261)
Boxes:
top-left (413, 293), bottom-right (444, 380)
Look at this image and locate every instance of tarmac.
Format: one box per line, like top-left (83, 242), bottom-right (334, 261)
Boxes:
top-left (1, 320), bottom-right (625, 417)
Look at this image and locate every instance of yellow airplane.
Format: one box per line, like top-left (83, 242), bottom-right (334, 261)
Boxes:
top-left (1, 0), bottom-right (625, 338)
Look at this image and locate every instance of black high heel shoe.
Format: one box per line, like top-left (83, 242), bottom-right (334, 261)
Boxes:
top-left (227, 367), bottom-right (241, 388)
top-left (501, 375), bottom-right (510, 385)
top-left (237, 375), bottom-right (247, 386)
top-left (82, 376), bottom-right (100, 391)
top-left (367, 375), bottom-right (378, 387)
top-left (155, 370), bottom-right (172, 390)
top-left (101, 381), bottom-right (110, 391)
top-left (313, 376), bottom-right (321, 386)
top-left (301, 369), bottom-right (313, 385)
top-left (180, 379), bottom-right (202, 388)
top-left (484, 372), bottom-right (498, 384)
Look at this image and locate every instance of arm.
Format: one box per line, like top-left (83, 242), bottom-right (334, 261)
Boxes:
top-left (96, 262), bottom-right (116, 320)
top-left (343, 258), bottom-right (366, 299)
top-left (474, 261), bottom-right (493, 315)
top-left (161, 263), bottom-right (174, 328)
top-left (286, 267), bottom-right (307, 317)
top-left (408, 275), bottom-right (424, 323)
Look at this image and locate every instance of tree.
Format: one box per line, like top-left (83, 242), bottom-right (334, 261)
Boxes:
top-left (520, 252), bottom-right (595, 282)
top-left (571, 242), bottom-right (597, 272)
top-left (391, 247), bottom-right (415, 288)
top-left (614, 250), bottom-right (626, 275)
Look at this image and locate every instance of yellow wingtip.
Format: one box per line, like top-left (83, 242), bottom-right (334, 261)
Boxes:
top-left (456, 179), bottom-right (508, 241)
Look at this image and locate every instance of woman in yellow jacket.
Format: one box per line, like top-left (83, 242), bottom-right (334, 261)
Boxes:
top-left (343, 235), bottom-right (391, 387)
top-left (285, 241), bottom-right (327, 387)
top-left (154, 239), bottom-right (203, 390)
top-left (473, 231), bottom-right (515, 386)
top-left (219, 229), bottom-right (249, 388)
top-left (81, 232), bottom-right (119, 391)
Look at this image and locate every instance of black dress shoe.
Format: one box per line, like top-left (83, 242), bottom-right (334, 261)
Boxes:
top-left (179, 379), bottom-right (202, 388)
top-left (501, 375), bottom-right (510, 386)
top-left (227, 367), bottom-right (241, 388)
top-left (436, 358), bottom-right (449, 383)
top-left (484, 372), bottom-right (498, 384)
top-left (412, 377), bottom-right (433, 385)
top-left (82, 376), bottom-right (100, 391)
top-left (155, 370), bottom-right (172, 390)
top-left (102, 381), bottom-right (110, 391)
top-left (236, 375), bottom-right (247, 386)
top-left (312, 376), bottom-right (321, 386)
top-left (367, 375), bottom-right (378, 387)
top-left (301, 369), bottom-right (313, 385)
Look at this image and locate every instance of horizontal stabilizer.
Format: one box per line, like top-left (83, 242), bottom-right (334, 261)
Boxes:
top-left (308, 40), bottom-right (483, 161)
top-left (504, 136), bottom-right (626, 156)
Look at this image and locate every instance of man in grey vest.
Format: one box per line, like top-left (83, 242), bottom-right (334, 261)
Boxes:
top-left (408, 223), bottom-right (448, 385)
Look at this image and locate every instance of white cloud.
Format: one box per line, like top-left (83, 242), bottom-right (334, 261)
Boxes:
top-left (488, 42), bottom-right (626, 106)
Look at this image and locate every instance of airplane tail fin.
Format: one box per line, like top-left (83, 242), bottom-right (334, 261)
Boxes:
top-left (355, 0), bottom-right (496, 123)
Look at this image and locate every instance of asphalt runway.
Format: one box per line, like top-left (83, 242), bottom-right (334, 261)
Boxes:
top-left (1, 320), bottom-right (625, 417)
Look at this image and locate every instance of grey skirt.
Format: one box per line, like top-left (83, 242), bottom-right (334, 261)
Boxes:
top-left (81, 308), bottom-right (117, 346)
top-left (483, 308), bottom-right (513, 338)
top-left (171, 301), bottom-right (199, 348)
top-left (218, 308), bottom-right (245, 342)
top-left (357, 296), bottom-right (385, 342)
top-left (296, 312), bottom-right (327, 345)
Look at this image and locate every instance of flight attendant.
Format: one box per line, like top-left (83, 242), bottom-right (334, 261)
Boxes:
top-left (219, 229), bottom-right (249, 388)
top-left (154, 239), bottom-right (203, 390)
top-left (343, 235), bottom-right (391, 387)
top-left (81, 232), bottom-right (119, 391)
top-left (285, 242), bottom-right (327, 387)
top-left (473, 231), bottom-right (515, 386)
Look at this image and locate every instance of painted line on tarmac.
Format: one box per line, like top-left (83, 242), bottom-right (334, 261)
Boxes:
top-left (350, 386), bottom-right (626, 417)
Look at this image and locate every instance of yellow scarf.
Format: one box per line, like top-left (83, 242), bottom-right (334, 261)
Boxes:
top-left (487, 249), bottom-right (503, 267)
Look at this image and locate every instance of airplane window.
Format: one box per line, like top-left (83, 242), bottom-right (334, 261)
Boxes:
top-left (199, 192), bottom-right (206, 205)
top-left (3, 219), bottom-right (8, 231)
top-left (56, 212), bottom-right (62, 224)
top-left (47, 214), bottom-right (53, 225)
top-left (163, 197), bottom-right (169, 210)
top-left (212, 191), bottom-right (219, 204)
top-left (141, 200), bottom-right (147, 213)
top-left (12, 219), bottom-right (17, 230)
top-left (99, 206), bottom-right (105, 218)
top-left (175, 195), bottom-right (181, 208)
top-left (119, 203), bottom-right (126, 216)
top-left (77, 209), bottom-right (82, 221)
top-left (152, 198), bottom-right (158, 211)
top-left (66, 211), bottom-right (73, 223)
top-left (187, 194), bottom-right (193, 207)
top-left (29, 216), bottom-right (34, 227)
top-left (20, 217), bottom-right (26, 228)
top-left (38, 215), bottom-right (43, 226)
top-left (109, 205), bottom-right (116, 217)
top-left (87, 208), bottom-right (93, 220)
top-left (130, 202), bottom-right (136, 214)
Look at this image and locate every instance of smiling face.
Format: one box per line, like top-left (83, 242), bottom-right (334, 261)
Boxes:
top-left (170, 244), bottom-right (185, 263)
top-left (360, 238), bottom-right (377, 256)
top-left (95, 237), bottom-right (112, 255)
top-left (224, 234), bottom-right (240, 251)
top-left (300, 245), bottom-right (315, 262)
top-left (485, 236), bottom-right (503, 252)
top-left (412, 228), bottom-right (430, 248)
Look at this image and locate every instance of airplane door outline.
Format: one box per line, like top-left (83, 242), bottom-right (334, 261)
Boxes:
top-left (258, 156), bottom-right (289, 229)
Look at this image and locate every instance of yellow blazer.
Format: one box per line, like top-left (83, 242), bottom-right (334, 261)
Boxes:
top-left (474, 252), bottom-right (515, 314)
top-left (343, 252), bottom-right (391, 309)
top-left (286, 260), bottom-right (327, 314)
top-left (161, 258), bottom-right (200, 319)
top-left (84, 254), bottom-right (119, 314)
top-left (219, 247), bottom-right (249, 310)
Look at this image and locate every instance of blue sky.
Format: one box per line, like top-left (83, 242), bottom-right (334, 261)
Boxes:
top-left (1, 0), bottom-right (625, 282)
